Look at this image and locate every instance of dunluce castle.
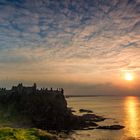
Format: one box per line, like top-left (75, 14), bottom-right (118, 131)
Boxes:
top-left (0, 83), bottom-right (64, 95)
top-left (0, 83), bottom-right (67, 130)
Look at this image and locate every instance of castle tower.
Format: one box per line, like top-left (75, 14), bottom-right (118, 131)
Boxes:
top-left (33, 83), bottom-right (37, 92)
top-left (17, 83), bottom-right (23, 94)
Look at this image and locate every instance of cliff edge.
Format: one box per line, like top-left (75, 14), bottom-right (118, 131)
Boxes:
top-left (0, 83), bottom-right (124, 131)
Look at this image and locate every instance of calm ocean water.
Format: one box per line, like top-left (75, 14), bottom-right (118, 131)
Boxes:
top-left (66, 96), bottom-right (140, 140)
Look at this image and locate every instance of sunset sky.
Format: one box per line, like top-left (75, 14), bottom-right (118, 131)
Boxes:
top-left (0, 0), bottom-right (140, 95)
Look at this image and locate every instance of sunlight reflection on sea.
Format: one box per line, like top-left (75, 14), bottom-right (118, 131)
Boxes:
top-left (66, 96), bottom-right (140, 140)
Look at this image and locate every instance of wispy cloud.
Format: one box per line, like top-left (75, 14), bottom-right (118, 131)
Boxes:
top-left (0, 0), bottom-right (140, 94)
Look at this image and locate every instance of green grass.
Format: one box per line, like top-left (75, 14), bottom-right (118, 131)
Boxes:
top-left (0, 103), bottom-right (31, 127)
top-left (0, 104), bottom-right (60, 140)
top-left (0, 127), bottom-right (59, 140)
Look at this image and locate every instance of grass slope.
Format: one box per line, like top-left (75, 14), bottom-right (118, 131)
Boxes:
top-left (0, 127), bottom-right (59, 140)
top-left (0, 104), bottom-right (60, 140)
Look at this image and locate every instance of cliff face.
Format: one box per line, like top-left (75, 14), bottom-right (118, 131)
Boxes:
top-left (24, 92), bottom-right (72, 130)
top-left (0, 84), bottom-right (108, 131)
top-left (0, 84), bottom-right (72, 130)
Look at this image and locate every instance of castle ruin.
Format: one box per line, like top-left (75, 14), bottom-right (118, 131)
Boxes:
top-left (0, 83), bottom-right (64, 95)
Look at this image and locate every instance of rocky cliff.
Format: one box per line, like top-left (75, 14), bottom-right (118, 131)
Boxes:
top-left (0, 84), bottom-right (124, 131)
top-left (0, 84), bottom-right (72, 130)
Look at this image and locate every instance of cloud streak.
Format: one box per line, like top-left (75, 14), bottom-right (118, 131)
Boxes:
top-left (0, 0), bottom-right (140, 94)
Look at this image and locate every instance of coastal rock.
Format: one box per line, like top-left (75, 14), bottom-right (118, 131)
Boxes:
top-left (81, 114), bottom-right (105, 122)
top-left (79, 109), bottom-right (93, 113)
top-left (68, 107), bottom-right (76, 113)
top-left (96, 125), bottom-right (125, 130)
top-left (69, 114), bottom-right (98, 130)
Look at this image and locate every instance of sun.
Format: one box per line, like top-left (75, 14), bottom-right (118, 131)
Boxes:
top-left (124, 73), bottom-right (134, 81)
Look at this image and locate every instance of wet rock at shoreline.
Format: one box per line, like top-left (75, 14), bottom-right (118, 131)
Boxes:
top-left (79, 109), bottom-right (93, 113)
top-left (68, 107), bottom-right (76, 113)
top-left (96, 125), bottom-right (125, 130)
top-left (81, 114), bottom-right (105, 122)
top-left (69, 113), bottom-right (105, 130)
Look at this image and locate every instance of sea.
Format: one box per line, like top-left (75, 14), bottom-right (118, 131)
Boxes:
top-left (66, 96), bottom-right (140, 140)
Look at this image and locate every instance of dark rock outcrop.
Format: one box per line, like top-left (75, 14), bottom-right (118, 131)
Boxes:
top-left (79, 109), bottom-right (93, 113)
top-left (80, 114), bottom-right (105, 122)
top-left (96, 125), bottom-right (125, 130)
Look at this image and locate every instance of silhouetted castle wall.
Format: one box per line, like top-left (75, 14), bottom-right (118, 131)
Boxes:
top-left (0, 83), bottom-right (64, 95)
top-left (0, 83), bottom-right (69, 130)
